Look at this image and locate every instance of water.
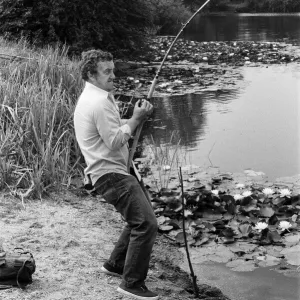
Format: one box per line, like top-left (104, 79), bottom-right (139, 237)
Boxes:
top-left (144, 14), bottom-right (300, 180)
top-left (182, 13), bottom-right (300, 45)
top-left (180, 260), bottom-right (300, 300)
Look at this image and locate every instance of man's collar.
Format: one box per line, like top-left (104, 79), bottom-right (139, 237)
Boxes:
top-left (85, 81), bottom-right (115, 101)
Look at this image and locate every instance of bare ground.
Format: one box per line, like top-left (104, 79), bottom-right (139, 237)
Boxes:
top-left (0, 190), bottom-right (230, 300)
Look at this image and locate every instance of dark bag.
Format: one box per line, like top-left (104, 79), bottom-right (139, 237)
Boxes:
top-left (0, 249), bottom-right (36, 290)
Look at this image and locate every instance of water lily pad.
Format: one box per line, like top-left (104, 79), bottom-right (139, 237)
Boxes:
top-left (243, 251), bottom-right (263, 260)
top-left (157, 215), bottom-right (167, 225)
top-left (194, 237), bottom-right (209, 246)
top-left (284, 234), bottom-right (300, 246)
top-left (268, 230), bottom-right (282, 243)
top-left (280, 245), bottom-right (300, 255)
top-left (240, 205), bottom-right (258, 213)
top-left (272, 197), bottom-right (287, 206)
top-left (159, 225), bottom-right (173, 232)
top-left (256, 254), bottom-right (281, 267)
top-left (221, 228), bottom-right (235, 238)
top-left (168, 220), bottom-right (181, 230)
top-left (244, 170), bottom-right (265, 177)
top-left (175, 231), bottom-right (192, 243)
top-left (228, 242), bottom-right (257, 254)
top-left (220, 237), bottom-right (235, 244)
top-left (259, 206), bottom-right (275, 217)
top-left (202, 211), bottom-right (223, 221)
top-left (239, 224), bottom-right (252, 237)
top-left (206, 245), bottom-right (235, 263)
top-left (284, 252), bottom-right (300, 266)
top-left (280, 245), bottom-right (300, 266)
top-left (226, 259), bottom-right (257, 272)
top-left (266, 248), bottom-right (283, 258)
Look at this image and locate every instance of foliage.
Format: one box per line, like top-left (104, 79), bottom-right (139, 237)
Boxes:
top-left (0, 0), bottom-right (151, 56)
top-left (0, 0), bottom-right (195, 55)
top-left (145, 0), bottom-right (192, 35)
top-left (247, 0), bottom-right (300, 12)
top-left (0, 37), bottom-right (83, 198)
top-left (184, 0), bottom-right (300, 13)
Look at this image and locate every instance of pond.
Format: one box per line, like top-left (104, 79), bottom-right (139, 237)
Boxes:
top-left (180, 260), bottom-right (300, 300)
top-left (182, 13), bottom-right (300, 45)
top-left (144, 14), bottom-right (300, 181)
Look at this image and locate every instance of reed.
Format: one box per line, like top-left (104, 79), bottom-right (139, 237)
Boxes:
top-left (142, 131), bottom-right (187, 191)
top-left (0, 37), bottom-right (83, 198)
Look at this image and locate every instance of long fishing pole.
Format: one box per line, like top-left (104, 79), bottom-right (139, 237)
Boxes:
top-left (127, 0), bottom-right (211, 172)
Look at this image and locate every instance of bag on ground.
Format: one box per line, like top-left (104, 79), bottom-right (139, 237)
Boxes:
top-left (0, 248), bottom-right (36, 289)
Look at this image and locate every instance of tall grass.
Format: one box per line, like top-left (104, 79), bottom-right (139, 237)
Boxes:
top-left (142, 131), bottom-right (187, 191)
top-left (0, 37), bottom-right (83, 198)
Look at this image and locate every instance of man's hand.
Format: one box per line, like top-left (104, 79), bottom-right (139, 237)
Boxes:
top-left (126, 99), bottom-right (153, 134)
top-left (132, 99), bottom-right (153, 122)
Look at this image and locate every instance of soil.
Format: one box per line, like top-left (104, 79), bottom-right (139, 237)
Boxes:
top-left (0, 190), bottom-right (230, 300)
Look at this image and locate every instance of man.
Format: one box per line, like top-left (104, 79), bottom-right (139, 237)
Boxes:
top-left (74, 49), bottom-right (159, 300)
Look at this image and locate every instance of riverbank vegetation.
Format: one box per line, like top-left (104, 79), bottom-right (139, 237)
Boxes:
top-left (0, 37), bottom-right (82, 198)
top-left (0, 0), bottom-right (191, 56)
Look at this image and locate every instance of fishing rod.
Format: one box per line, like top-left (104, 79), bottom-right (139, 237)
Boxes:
top-left (127, 0), bottom-right (211, 172)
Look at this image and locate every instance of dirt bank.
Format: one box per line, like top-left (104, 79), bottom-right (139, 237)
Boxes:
top-left (0, 190), bottom-right (230, 300)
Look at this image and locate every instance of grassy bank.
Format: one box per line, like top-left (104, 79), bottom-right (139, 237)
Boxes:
top-left (0, 37), bottom-right (83, 198)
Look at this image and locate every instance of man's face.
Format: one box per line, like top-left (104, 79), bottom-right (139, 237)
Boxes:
top-left (89, 60), bottom-right (115, 92)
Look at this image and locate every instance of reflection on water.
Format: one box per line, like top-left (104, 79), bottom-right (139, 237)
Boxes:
top-left (144, 64), bottom-right (300, 180)
top-left (182, 13), bottom-right (300, 45)
top-left (143, 90), bottom-right (238, 149)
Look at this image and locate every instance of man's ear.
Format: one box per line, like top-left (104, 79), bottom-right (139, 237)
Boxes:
top-left (87, 71), bottom-right (94, 81)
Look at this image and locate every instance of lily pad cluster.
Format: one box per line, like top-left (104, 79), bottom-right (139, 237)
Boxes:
top-left (141, 165), bottom-right (300, 273)
top-left (145, 37), bottom-right (300, 65)
top-left (114, 37), bottom-right (300, 97)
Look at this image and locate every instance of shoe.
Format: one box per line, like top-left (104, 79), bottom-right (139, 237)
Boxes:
top-left (117, 283), bottom-right (159, 299)
top-left (100, 262), bottom-right (123, 278)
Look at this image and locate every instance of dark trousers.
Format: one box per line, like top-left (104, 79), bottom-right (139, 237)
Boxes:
top-left (94, 172), bottom-right (158, 288)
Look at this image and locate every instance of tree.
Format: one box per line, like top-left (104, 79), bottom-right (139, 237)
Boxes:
top-left (0, 0), bottom-right (151, 56)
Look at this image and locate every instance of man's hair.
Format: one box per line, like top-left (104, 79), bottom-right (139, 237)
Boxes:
top-left (80, 49), bottom-right (113, 81)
